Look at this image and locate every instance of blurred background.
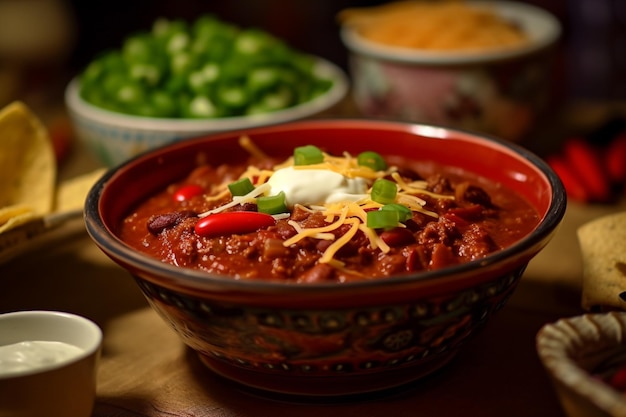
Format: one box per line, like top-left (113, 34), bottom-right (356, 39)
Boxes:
top-left (0, 0), bottom-right (624, 120)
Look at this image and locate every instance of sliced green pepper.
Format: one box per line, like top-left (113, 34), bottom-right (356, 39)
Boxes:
top-left (79, 14), bottom-right (335, 119)
top-left (228, 178), bottom-right (255, 196)
top-left (257, 191), bottom-right (288, 215)
top-left (371, 179), bottom-right (397, 204)
top-left (294, 145), bottom-right (324, 166)
top-left (358, 151), bottom-right (387, 171)
top-left (381, 203), bottom-right (412, 223)
top-left (367, 209), bottom-right (399, 229)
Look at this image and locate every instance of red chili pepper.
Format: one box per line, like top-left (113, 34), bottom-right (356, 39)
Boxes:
top-left (546, 155), bottom-right (590, 203)
top-left (609, 365), bottom-right (626, 391)
top-left (48, 117), bottom-right (73, 164)
top-left (563, 137), bottom-right (612, 202)
top-left (605, 132), bottom-right (626, 185)
top-left (194, 211), bottom-right (276, 237)
top-left (173, 184), bottom-right (204, 202)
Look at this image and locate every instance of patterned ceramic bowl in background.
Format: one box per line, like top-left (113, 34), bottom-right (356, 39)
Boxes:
top-left (64, 57), bottom-right (348, 167)
top-left (84, 119), bottom-right (566, 397)
top-left (340, 1), bottom-right (561, 142)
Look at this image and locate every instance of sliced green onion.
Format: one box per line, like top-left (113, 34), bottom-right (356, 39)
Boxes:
top-left (294, 145), bottom-right (324, 166)
top-left (257, 191), bottom-right (288, 214)
top-left (371, 178), bottom-right (397, 204)
top-left (228, 177), bottom-right (255, 196)
top-left (381, 203), bottom-right (412, 223)
top-left (367, 209), bottom-right (399, 229)
top-left (357, 151), bottom-right (387, 171)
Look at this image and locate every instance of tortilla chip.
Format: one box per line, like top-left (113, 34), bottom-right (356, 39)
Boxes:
top-left (0, 204), bottom-right (40, 235)
top-left (0, 101), bottom-right (56, 216)
top-left (577, 211), bottom-right (626, 311)
top-left (0, 204), bottom-right (32, 225)
top-left (54, 168), bottom-right (107, 213)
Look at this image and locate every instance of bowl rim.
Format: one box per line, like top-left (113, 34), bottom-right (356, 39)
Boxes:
top-left (0, 310), bottom-right (102, 379)
top-left (340, 0), bottom-right (562, 65)
top-left (84, 118), bottom-right (566, 295)
top-left (64, 56), bottom-right (349, 132)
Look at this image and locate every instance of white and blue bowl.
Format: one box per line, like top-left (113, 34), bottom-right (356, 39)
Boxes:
top-left (65, 57), bottom-right (348, 167)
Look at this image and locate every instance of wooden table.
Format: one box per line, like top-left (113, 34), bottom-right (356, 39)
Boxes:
top-left (2, 99), bottom-right (625, 417)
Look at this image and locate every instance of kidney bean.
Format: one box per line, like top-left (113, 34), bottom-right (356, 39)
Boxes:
top-left (380, 227), bottom-right (415, 247)
top-left (447, 204), bottom-right (483, 221)
top-left (297, 263), bottom-right (335, 283)
top-left (173, 184), bottom-right (204, 202)
top-left (194, 211), bottom-right (276, 238)
top-left (148, 210), bottom-right (197, 234)
top-left (457, 184), bottom-right (493, 207)
top-left (406, 246), bottom-right (428, 272)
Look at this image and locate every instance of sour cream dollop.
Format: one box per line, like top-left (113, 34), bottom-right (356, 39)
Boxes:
top-left (267, 167), bottom-right (369, 207)
top-left (0, 340), bottom-right (84, 374)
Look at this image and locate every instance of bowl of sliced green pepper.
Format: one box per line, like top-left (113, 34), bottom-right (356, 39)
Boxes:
top-left (66, 14), bottom-right (348, 167)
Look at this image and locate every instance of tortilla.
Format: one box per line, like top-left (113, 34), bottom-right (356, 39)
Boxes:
top-left (54, 168), bottom-right (106, 213)
top-left (0, 101), bottom-right (56, 216)
top-left (577, 211), bottom-right (626, 311)
top-left (0, 204), bottom-right (37, 233)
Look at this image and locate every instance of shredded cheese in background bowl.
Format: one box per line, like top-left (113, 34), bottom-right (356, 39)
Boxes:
top-left (338, 0), bottom-right (529, 52)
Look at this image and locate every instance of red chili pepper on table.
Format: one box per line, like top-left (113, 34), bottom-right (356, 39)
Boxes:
top-left (609, 365), bottom-right (626, 392)
top-left (605, 132), bottom-right (626, 185)
top-left (546, 155), bottom-right (590, 203)
top-left (562, 137), bottom-right (612, 203)
top-left (194, 211), bottom-right (276, 237)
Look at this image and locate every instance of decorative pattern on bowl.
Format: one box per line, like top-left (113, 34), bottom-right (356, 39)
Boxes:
top-left (349, 55), bottom-right (552, 142)
top-left (136, 269), bottom-right (520, 394)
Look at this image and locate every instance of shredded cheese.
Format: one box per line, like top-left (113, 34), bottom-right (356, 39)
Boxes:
top-left (287, 220), bottom-right (335, 240)
top-left (396, 194), bottom-right (439, 218)
top-left (392, 172), bottom-right (455, 200)
top-left (319, 218), bottom-right (360, 263)
top-left (275, 151), bottom-right (390, 180)
top-left (238, 165), bottom-right (274, 185)
top-left (204, 187), bottom-right (230, 203)
top-left (358, 223), bottom-right (390, 253)
top-left (196, 136), bottom-right (456, 269)
top-left (199, 183), bottom-right (271, 217)
top-left (238, 135), bottom-right (269, 159)
top-left (282, 205), bottom-right (350, 247)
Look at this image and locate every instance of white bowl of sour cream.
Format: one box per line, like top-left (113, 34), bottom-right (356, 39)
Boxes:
top-left (0, 310), bottom-right (102, 417)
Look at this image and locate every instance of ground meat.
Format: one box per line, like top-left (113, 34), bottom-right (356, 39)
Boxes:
top-left (119, 158), bottom-right (539, 283)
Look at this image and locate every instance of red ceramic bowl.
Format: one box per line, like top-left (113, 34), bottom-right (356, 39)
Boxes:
top-left (84, 119), bottom-right (566, 397)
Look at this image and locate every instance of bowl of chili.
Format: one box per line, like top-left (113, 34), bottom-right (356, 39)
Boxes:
top-left (84, 119), bottom-right (566, 397)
